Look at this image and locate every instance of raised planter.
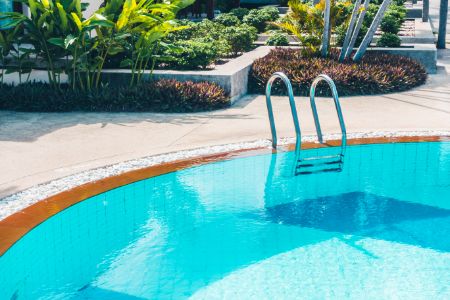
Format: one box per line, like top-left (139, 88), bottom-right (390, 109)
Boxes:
top-left (372, 18), bottom-right (435, 44)
top-left (367, 44), bottom-right (437, 74)
top-left (102, 46), bottom-right (273, 103)
top-left (259, 18), bottom-right (435, 45)
top-left (1, 47), bottom-right (273, 104)
top-left (406, 0), bottom-right (424, 18)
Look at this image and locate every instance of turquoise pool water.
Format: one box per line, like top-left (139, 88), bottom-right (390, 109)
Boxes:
top-left (1, 141), bottom-right (450, 299)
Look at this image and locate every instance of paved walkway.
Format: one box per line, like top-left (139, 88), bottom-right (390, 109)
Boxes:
top-left (1, 50), bottom-right (450, 199)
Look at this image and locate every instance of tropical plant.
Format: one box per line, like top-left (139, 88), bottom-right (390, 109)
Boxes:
top-left (0, 0), bottom-right (194, 89)
top-left (0, 26), bottom-right (22, 84)
top-left (96, 0), bottom-right (194, 87)
top-left (273, 0), bottom-right (352, 56)
top-left (0, 0), bottom-right (85, 88)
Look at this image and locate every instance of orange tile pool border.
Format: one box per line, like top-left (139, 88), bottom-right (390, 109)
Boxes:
top-left (0, 135), bottom-right (448, 256)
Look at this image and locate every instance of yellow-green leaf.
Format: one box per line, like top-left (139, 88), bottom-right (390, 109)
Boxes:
top-left (28, 0), bottom-right (38, 17)
top-left (116, 0), bottom-right (137, 31)
top-left (71, 12), bottom-right (82, 31)
top-left (41, 0), bottom-right (50, 9)
top-left (56, 3), bottom-right (69, 32)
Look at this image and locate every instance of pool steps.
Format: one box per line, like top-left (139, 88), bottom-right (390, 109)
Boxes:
top-left (265, 73), bottom-right (347, 176)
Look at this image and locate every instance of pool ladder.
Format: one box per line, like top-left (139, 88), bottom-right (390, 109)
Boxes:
top-left (265, 72), bottom-right (347, 175)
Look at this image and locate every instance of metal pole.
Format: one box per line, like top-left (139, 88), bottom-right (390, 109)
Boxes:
top-left (321, 0), bottom-right (331, 57)
top-left (423, 0), bottom-right (429, 22)
top-left (437, 0), bottom-right (448, 49)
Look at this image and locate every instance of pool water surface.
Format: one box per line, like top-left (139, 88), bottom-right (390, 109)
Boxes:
top-left (0, 141), bottom-right (449, 299)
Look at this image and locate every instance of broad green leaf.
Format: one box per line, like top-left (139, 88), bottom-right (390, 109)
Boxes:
top-left (48, 37), bottom-right (65, 48)
top-left (120, 58), bottom-right (133, 68)
top-left (64, 35), bottom-right (77, 48)
top-left (108, 45), bottom-right (124, 55)
top-left (90, 20), bottom-right (114, 28)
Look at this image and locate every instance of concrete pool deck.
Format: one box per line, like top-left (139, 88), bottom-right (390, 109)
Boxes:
top-left (1, 50), bottom-right (450, 200)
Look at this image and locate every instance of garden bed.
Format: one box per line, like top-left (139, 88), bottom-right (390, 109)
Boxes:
top-left (249, 48), bottom-right (427, 96)
top-left (0, 80), bottom-right (230, 113)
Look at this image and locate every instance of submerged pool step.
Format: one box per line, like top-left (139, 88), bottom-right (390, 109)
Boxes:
top-left (295, 154), bottom-right (344, 175)
top-left (296, 154), bottom-right (343, 168)
top-left (295, 166), bottom-right (343, 175)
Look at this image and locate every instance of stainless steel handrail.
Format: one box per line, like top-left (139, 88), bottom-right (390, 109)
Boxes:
top-left (309, 74), bottom-right (347, 156)
top-left (265, 72), bottom-right (301, 156)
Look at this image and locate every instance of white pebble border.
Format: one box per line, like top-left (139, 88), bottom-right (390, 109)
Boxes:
top-left (0, 130), bottom-right (449, 221)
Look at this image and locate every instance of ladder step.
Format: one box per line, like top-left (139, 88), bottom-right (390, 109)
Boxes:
top-left (300, 154), bottom-right (343, 162)
top-left (296, 160), bottom-right (342, 168)
top-left (296, 167), bottom-right (343, 175)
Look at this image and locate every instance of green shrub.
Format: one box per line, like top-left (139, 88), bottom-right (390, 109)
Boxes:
top-left (243, 7), bottom-right (280, 32)
top-left (376, 32), bottom-right (401, 47)
top-left (385, 5), bottom-right (407, 24)
top-left (223, 25), bottom-right (258, 55)
top-left (260, 6), bottom-right (280, 21)
top-left (243, 12), bottom-right (268, 32)
top-left (266, 32), bottom-right (290, 46)
top-left (380, 15), bottom-right (401, 34)
top-left (192, 20), bottom-right (226, 41)
top-left (230, 7), bottom-right (250, 21)
top-left (164, 20), bottom-right (231, 58)
top-left (0, 80), bottom-right (230, 112)
top-left (364, 4), bottom-right (381, 27)
top-left (165, 40), bottom-right (219, 70)
top-left (164, 19), bottom-right (197, 42)
top-left (249, 48), bottom-right (426, 96)
top-left (215, 13), bottom-right (241, 27)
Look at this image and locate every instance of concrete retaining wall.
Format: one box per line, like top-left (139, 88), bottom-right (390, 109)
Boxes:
top-left (102, 46), bottom-right (273, 103)
top-left (367, 44), bottom-right (437, 74)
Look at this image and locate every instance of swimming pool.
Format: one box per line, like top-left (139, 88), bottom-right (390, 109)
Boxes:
top-left (0, 139), bottom-right (449, 299)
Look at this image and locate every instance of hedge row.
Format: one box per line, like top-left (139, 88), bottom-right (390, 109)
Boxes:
top-left (0, 80), bottom-right (230, 113)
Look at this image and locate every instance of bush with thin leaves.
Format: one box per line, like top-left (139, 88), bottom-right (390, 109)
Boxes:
top-left (249, 48), bottom-right (427, 96)
top-left (0, 80), bottom-right (230, 112)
